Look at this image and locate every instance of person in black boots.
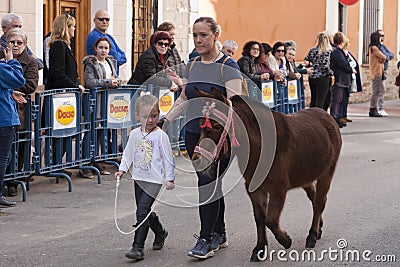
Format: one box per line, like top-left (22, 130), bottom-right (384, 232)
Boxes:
top-left (329, 32), bottom-right (354, 128)
top-left (368, 31), bottom-right (386, 118)
top-left (114, 94), bottom-right (175, 260)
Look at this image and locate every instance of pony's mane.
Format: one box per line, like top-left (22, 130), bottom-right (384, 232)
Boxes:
top-left (230, 94), bottom-right (273, 113)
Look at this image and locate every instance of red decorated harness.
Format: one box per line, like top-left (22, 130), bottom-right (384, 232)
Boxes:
top-left (194, 99), bottom-right (240, 162)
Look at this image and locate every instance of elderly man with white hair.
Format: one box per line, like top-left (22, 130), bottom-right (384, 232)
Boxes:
top-left (221, 40), bottom-right (238, 57)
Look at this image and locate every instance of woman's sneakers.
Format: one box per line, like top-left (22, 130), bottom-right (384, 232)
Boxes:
top-left (187, 235), bottom-right (214, 259)
top-left (211, 232), bottom-right (228, 251)
top-left (369, 108), bottom-right (383, 118)
top-left (378, 109), bottom-right (389, 117)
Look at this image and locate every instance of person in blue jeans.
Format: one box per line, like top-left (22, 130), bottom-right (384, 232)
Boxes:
top-left (0, 44), bottom-right (26, 207)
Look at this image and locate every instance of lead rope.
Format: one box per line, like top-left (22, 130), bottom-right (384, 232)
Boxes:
top-left (114, 175), bottom-right (166, 235)
top-left (172, 160), bottom-right (220, 207)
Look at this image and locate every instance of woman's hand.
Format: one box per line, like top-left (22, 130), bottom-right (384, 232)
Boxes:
top-left (4, 44), bottom-right (13, 61)
top-left (111, 78), bottom-right (120, 88)
top-left (168, 68), bottom-right (183, 89)
top-left (169, 82), bottom-right (180, 92)
top-left (261, 72), bottom-right (270, 80)
top-left (295, 73), bottom-right (302, 80)
top-left (79, 85), bottom-right (85, 93)
top-left (12, 91), bottom-right (27, 104)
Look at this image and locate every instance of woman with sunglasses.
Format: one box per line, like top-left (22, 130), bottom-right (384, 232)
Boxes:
top-left (0, 28), bottom-right (38, 197)
top-left (128, 31), bottom-right (180, 91)
top-left (267, 42), bottom-right (288, 84)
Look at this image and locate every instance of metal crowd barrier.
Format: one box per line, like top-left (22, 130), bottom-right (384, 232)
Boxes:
top-left (4, 95), bottom-right (33, 201)
top-left (246, 78), bottom-right (305, 114)
top-left (30, 88), bottom-right (96, 193)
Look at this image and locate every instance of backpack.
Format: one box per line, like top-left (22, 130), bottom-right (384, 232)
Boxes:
top-left (189, 56), bottom-right (249, 96)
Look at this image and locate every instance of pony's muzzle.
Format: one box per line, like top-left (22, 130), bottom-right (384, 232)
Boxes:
top-left (192, 151), bottom-right (214, 172)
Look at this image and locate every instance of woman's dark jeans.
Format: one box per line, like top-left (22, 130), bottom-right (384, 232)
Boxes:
top-left (185, 131), bottom-right (230, 239)
top-left (0, 126), bottom-right (16, 197)
top-left (308, 76), bottom-right (331, 109)
top-left (339, 86), bottom-right (350, 119)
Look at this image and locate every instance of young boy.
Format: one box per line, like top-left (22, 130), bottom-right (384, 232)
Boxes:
top-left (114, 94), bottom-right (175, 260)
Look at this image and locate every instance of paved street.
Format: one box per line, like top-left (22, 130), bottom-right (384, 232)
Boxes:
top-left (1, 101), bottom-right (399, 267)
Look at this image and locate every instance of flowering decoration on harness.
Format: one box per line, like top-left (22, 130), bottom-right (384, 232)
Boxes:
top-left (200, 101), bottom-right (216, 129)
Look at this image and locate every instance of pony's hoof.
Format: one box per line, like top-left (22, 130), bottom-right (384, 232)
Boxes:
top-left (250, 246), bottom-right (266, 262)
top-left (277, 234), bottom-right (292, 249)
top-left (250, 253), bottom-right (261, 262)
top-left (305, 235), bottom-right (316, 248)
top-left (282, 237), bottom-right (292, 249)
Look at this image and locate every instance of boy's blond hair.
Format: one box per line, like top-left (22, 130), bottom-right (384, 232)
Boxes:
top-left (135, 94), bottom-right (159, 114)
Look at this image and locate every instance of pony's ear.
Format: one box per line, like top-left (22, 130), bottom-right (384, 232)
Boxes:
top-left (211, 87), bottom-right (226, 103)
top-left (195, 86), bottom-right (213, 98)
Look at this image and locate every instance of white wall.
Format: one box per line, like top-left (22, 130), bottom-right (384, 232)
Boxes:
top-left (326, 0), bottom-right (339, 33)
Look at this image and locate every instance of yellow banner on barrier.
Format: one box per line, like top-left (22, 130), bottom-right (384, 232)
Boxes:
top-left (53, 94), bottom-right (77, 130)
top-left (107, 93), bottom-right (131, 124)
top-left (288, 80), bottom-right (298, 102)
top-left (261, 81), bottom-right (274, 105)
top-left (159, 89), bottom-right (174, 116)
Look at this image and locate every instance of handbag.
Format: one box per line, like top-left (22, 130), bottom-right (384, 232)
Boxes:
top-left (395, 72), bottom-right (400, 86)
top-left (350, 79), bottom-right (357, 93)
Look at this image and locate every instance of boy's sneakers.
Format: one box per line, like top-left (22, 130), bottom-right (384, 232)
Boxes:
top-left (187, 235), bottom-right (214, 259)
top-left (211, 232), bottom-right (228, 251)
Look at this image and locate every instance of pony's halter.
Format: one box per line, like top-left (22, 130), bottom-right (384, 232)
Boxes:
top-left (194, 99), bottom-right (240, 162)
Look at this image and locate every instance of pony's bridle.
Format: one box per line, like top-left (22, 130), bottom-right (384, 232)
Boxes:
top-left (194, 99), bottom-right (240, 162)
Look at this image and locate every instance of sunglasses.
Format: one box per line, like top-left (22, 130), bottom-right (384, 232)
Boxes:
top-left (157, 41), bottom-right (170, 47)
top-left (97, 17), bottom-right (110, 22)
top-left (9, 40), bottom-right (24, 46)
top-left (276, 49), bottom-right (285, 53)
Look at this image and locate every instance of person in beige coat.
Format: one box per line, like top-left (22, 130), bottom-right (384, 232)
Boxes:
top-left (368, 32), bottom-right (386, 117)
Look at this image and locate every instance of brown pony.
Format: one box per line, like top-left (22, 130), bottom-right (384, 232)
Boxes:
top-left (192, 88), bottom-right (342, 261)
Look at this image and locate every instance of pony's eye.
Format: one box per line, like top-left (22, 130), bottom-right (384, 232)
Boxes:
top-left (213, 124), bottom-right (222, 131)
